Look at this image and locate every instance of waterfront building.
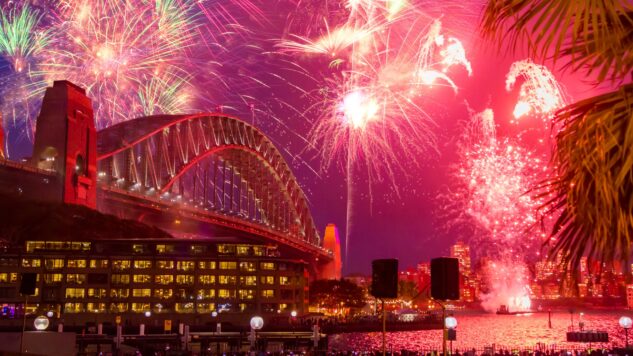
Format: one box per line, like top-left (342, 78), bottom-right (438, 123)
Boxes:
top-left (626, 284), bottom-right (633, 309)
top-left (0, 233), bottom-right (308, 325)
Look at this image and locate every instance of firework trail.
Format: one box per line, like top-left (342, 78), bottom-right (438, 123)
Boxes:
top-left (281, 1), bottom-right (472, 264)
top-left (506, 59), bottom-right (566, 123)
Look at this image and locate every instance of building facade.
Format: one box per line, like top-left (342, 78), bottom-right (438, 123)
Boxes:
top-left (0, 238), bottom-right (308, 325)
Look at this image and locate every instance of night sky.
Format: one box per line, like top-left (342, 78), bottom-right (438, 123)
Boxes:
top-left (0, 1), bottom-right (611, 275)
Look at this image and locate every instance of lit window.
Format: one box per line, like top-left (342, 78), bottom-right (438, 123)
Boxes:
top-left (112, 260), bottom-right (131, 271)
top-left (175, 302), bottom-right (194, 313)
top-left (240, 276), bottom-right (257, 286)
top-left (64, 303), bottom-right (84, 313)
top-left (155, 275), bottom-right (173, 285)
top-left (132, 288), bottom-right (152, 297)
top-left (65, 288), bottom-right (85, 298)
top-left (198, 261), bottom-right (216, 270)
top-left (131, 303), bottom-right (150, 312)
top-left (89, 259), bottom-right (108, 268)
top-left (25, 241), bottom-right (45, 252)
top-left (156, 245), bottom-right (174, 254)
top-left (87, 288), bottom-right (107, 298)
top-left (190, 245), bottom-right (205, 254)
top-left (110, 289), bottom-right (129, 298)
top-left (237, 245), bottom-right (250, 255)
top-left (239, 289), bottom-right (255, 300)
top-left (134, 260), bottom-right (152, 269)
top-left (198, 275), bottom-right (215, 285)
top-left (176, 275), bottom-right (194, 285)
top-left (279, 303), bottom-right (288, 311)
top-left (154, 288), bottom-right (173, 299)
top-left (197, 289), bottom-right (215, 299)
top-left (217, 245), bottom-right (236, 254)
top-left (218, 276), bottom-right (236, 285)
top-left (157, 260), bottom-right (174, 269)
top-left (0, 273), bottom-right (9, 283)
top-left (86, 303), bottom-right (106, 313)
top-left (197, 303), bottom-right (215, 313)
top-left (260, 262), bottom-right (276, 271)
top-left (133, 275), bottom-right (151, 283)
top-left (218, 289), bottom-right (235, 299)
top-left (279, 276), bottom-right (290, 285)
top-left (43, 274), bottom-right (63, 284)
top-left (132, 244), bottom-right (146, 253)
top-left (67, 274), bottom-right (86, 284)
top-left (260, 276), bottom-right (275, 285)
top-left (219, 261), bottom-right (236, 270)
top-left (261, 289), bottom-right (275, 298)
top-left (21, 259), bottom-right (41, 268)
top-left (45, 259), bottom-right (64, 269)
top-left (177, 261), bottom-right (195, 271)
top-left (67, 259), bottom-right (87, 268)
top-left (111, 274), bottom-right (130, 284)
top-left (253, 246), bottom-right (264, 256)
top-left (110, 303), bottom-right (128, 312)
top-left (239, 262), bottom-right (256, 272)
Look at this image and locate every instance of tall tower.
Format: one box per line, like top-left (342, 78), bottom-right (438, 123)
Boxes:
top-left (450, 241), bottom-right (472, 276)
top-left (31, 81), bottom-right (97, 208)
top-left (319, 223), bottom-right (342, 279)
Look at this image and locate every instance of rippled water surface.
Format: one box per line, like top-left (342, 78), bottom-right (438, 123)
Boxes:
top-left (328, 311), bottom-right (631, 351)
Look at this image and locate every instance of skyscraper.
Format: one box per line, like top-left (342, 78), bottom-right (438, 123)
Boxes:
top-left (450, 241), bottom-right (472, 276)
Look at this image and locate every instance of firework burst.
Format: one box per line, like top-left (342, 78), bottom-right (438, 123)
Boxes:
top-left (0, 4), bottom-right (49, 73)
top-left (506, 59), bottom-right (566, 123)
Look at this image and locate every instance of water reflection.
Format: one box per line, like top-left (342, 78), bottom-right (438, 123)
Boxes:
top-left (329, 311), bottom-right (630, 351)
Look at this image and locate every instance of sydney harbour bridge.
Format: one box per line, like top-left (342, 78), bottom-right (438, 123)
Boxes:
top-left (0, 81), bottom-right (339, 278)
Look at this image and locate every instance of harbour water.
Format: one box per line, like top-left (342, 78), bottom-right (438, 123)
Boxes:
top-left (328, 310), bottom-right (631, 351)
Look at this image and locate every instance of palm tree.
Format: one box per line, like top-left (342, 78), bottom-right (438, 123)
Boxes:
top-left (480, 1), bottom-right (633, 275)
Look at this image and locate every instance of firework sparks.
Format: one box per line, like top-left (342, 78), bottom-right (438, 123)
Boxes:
top-left (505, 59), bottom-right (566, 122)
top-left (0, 4), bottom-right (49, 73)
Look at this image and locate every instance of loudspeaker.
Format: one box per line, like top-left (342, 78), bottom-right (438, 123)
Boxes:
top-left (431, 257), bottom-right (459, 300)
top-left (19, 273), bottom-right (37, 295)
top-left (371, 259), bottom-right (398, 299)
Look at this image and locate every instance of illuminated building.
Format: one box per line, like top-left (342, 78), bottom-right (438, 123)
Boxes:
top-left (320, 224), bottom-right (342, 279)
top-left (450, 241), bottom-right (471, 276)
top-left (626, 285), bottom-right (633, 309)
top-left (0, 237), bottom-right (308, 325)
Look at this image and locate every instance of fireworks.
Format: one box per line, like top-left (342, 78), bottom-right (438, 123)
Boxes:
top-left (505, 59), bottom-right (566, 122)
top-left (0, 4), bottom-right (49, 73)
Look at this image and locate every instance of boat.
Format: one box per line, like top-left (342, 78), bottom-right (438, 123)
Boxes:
top-left (496, 305), bottom-right (533, 315)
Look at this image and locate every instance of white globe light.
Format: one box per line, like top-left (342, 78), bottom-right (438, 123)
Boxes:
top-left (144, 311), bottom-right (151, 318)
top-left (34, 316), bottom-right (49, 331)
top-left (620, 316), bottom-right (632, 329)
top-left (46, 311), bottom-right (54, 318)
top-left (250, 316), bottom-right (264, 330)
top-left (291, 311), bottom-right (297, 318)
top-left (445, 316), bottom-right (457, 329)
top-left (212, 311), bottom-right (218, 317)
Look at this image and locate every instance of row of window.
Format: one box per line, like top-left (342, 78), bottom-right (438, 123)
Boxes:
top-left (66, 288), bottom-right (280, 299)
top-left (63, 301), bottom-right (290, 313)
top-left (19, 259), bottom-right (279, 271)
top-left (25, 242), bottom-right (275, 257)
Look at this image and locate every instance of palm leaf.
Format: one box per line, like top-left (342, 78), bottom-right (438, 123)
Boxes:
top-left (480, 0), bottom-right (633, 82)
top-left (540, 84), bottom-right (633, 274)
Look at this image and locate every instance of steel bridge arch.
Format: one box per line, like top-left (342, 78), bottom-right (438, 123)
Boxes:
top-left (96, 113), bottom-right (320, 246)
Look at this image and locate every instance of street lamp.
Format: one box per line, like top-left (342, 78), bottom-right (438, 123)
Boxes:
top-left (291, 310), bottom-right (297, 318)
top-left (250, 316), bottom-right (264, 351)
top-left (34, 316), bottom-right (49, 331)
top-left (445, 316), bottom-right (457, 355)
top-left (620, 316), bottom-right (632, 348)
top-left (144, 311), bottom-right (151, 318)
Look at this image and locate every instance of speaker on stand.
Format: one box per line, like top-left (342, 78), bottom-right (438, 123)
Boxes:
top-left (431, 257), bottom-right (460, 356)
top-left (371, 259), bottom-right (399, 356)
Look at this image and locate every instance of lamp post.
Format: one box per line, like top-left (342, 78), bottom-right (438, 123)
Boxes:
top-left (250, 316), bottom-right (264, 351)
top-left (620, 316), bottom-right (632, 348)
top-left (445, 316), bottom-right (457, 355)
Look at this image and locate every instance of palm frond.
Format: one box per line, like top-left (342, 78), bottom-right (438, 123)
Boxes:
top-left (480, 0), bottom-right (633, 82)
top-left (540, 83), bottom-right (633, 273)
